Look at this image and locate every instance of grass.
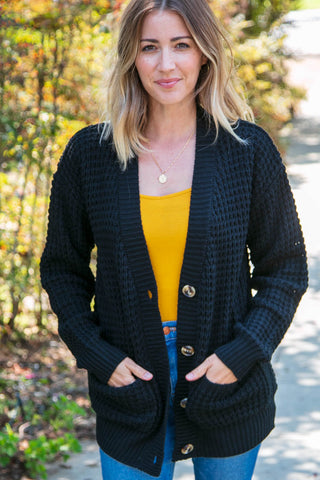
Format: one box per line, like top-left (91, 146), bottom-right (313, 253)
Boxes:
top-left (297, 0), bottom-right (320, 8)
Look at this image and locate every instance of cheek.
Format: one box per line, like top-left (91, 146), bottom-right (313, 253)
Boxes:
top-left (135, 57), bottom-right (153, 80)
top-left (182, 52), bottom-right (203, 71)
top-left (186, 59), bottom-right (203, 82)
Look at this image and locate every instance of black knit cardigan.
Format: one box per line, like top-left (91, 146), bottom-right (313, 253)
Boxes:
top-left (40, 110), bottom-right (308, 477)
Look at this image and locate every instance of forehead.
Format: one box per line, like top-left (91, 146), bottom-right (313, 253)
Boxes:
top-left (140, 9), bottom-right (191, 36)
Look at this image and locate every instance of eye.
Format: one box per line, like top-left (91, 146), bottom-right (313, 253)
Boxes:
top-left (176, 42), bottom-right (190, 49)
top-left (141, 44), bottom-right (157, 52)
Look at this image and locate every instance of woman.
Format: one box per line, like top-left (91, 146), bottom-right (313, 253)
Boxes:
top-left (40, 0), bottom-right (308, 479)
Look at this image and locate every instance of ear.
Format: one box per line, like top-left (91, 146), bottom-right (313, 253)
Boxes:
top-left (201, 55), bottom-right (208, 66)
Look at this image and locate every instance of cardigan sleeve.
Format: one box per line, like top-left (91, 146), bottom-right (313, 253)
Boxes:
top-left (215, 129), bottom-right (308, 380)
top-left (40, 133), bottom-right (127, 383)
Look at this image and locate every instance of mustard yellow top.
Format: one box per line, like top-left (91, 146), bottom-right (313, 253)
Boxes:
top-left (140, 188), bottom-right (191, 323)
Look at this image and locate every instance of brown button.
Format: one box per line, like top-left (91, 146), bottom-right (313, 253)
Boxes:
top-left (182, 285), bottom-right (196, 298)
top-left (180, 398), bottom-right (188, 408)
top-left (181, 345), bottom-right (195, 357)
top-left (181, 444), bottom-right (194, 455)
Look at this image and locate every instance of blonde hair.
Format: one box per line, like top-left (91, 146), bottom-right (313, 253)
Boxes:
top-left (102, 0), bottom-right (254, 168)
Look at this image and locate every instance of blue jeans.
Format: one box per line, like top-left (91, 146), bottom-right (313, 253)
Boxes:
top-left (100, 321), bottom-right (260, 479)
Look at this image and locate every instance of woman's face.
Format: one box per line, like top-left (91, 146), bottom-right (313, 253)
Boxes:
top-left (135, 10), bottom-right (207, 111)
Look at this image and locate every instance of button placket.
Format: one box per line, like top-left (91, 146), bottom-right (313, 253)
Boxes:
top-left (180, 284), bottom-right (196, 455)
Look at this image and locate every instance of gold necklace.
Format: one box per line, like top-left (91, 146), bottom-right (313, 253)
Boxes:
top-left (149, 130), bottom-right (195, 184)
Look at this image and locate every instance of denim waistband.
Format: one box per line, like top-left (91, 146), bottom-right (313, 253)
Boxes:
top-left (162, 321), bottom-right (177, 343)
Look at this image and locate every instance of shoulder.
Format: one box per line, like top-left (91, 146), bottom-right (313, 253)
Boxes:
top-left (235, 120), bottom-right (281, 157)
top-left (53, 123), bottom-right (117, 191)
top-left (231, 121), bottom-right (290, 202)
top-left (58, 123), bottom-right (115, 171)
top-left (233, 120), bottom-right (284, 175)
top-left (65, 123), bottom-right (112, 155)
top-left (233, 120), bottom-right (279, 150)
top-left (211, 119), bottom-right (287, 198)
top-left (211, 118), bottom-right (283, 169)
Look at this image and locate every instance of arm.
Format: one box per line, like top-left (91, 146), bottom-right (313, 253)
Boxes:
top-left (187, 130), bottom-right (308, 383)
top-left (214, 136), bottom-right (308, 381)
top-left (40, 133), bottom-right (127, 383)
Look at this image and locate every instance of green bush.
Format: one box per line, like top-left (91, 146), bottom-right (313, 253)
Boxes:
top-left (24, 433), bottom-right (82, 480)
top-left (43, 395), bottom-right (86, 432)
top-left (0, 424), bottom-right (19, 467)
top-left (0, 386), bottom-right (86, 479)
top-left (0, 424), bottom-right (81, 479)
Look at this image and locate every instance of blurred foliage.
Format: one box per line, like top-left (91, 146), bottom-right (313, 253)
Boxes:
top-left (229, 0), bottom-right (300, 35)
top-left (0, 424), bottom-right (19, 467)
top-left (0, 0), bottom-right (304, 338)
top-left (212, 0), bottom-right (305, 140)
top-left (0, 421), bottom-right (82, 479)
top-left (0, 0), bottom-right (117, 336)
top-left (0, 342), bottom-right (90, 479)
top-left (24, 433), bottom-right (81, 479)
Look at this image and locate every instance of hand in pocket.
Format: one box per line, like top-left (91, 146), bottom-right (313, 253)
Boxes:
top-left (185, 353), bottom-right (237, 385)
top-left (108, 357), bottom-right (153, 387)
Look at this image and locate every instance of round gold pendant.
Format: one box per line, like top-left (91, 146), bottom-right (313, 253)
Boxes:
top-left (158, 174), bottom-right (167, 184)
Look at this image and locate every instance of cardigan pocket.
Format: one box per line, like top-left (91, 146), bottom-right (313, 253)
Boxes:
top-left (88, 374), bottom-right (161, 434)
top-left (185, 361), bottom-right (277, 430)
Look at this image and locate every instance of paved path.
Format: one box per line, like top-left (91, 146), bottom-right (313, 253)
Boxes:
top-left (46, 10), bottom-right (320, 480)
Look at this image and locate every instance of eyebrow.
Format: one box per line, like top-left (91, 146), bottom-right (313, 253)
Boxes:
top-left (140, 35), bottom-right (193, 43)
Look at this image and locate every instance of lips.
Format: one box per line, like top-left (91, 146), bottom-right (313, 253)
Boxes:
top-left (156, 78), bottom-right (180, 88)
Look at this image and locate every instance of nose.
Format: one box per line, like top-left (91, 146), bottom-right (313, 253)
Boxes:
top-left (158, 48), bottom-right (175, 72)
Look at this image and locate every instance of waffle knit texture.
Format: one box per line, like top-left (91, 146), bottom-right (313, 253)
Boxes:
top-left (40, 109), bottom-right (308, 477)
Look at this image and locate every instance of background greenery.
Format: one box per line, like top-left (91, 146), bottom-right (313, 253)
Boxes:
top-left (0, 0), bottom-right (312, 478)
top-left (0, 0), bottom-right (306, 338)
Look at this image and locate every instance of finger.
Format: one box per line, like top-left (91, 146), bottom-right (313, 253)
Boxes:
top-left (126, 359), bottom-right (153, 381)
top-left (185, 360), bottom-right (209, 381)
top-left (108, 358), bottom-right (137, 387)
top-left (108, 373), bottom-right (136, 387)
top-left (206, 355), bottom-right (238, 384)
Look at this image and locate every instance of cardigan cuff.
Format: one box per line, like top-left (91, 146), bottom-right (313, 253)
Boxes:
top-left (76, 342), bottom-right (128, 384)
top-left (58, 315), bottom-right (128, 384)
top-left (214, 332), bottom-right (266, 381)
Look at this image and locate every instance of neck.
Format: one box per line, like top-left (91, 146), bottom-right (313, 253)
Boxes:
top-left (145, 101), bottom-right (197, 143)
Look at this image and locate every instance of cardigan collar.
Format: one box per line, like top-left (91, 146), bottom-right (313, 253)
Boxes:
top-left (118, 109), bottom-right (222, 379)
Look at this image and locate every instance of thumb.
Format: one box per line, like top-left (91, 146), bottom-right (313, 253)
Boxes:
top-left (185, 360), bottom-right (208, 382)
top-left (127, 359), bottom-right (153, 381)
